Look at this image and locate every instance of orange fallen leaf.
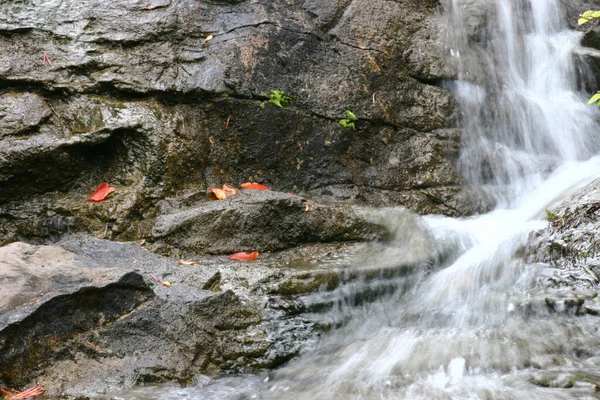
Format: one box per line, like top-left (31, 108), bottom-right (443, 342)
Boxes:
top-left (240, 182), bottom-right (269, 191)
top-left (89, 183), bottom-right (116, 202)
top-left (162, 281), bottom-right (171, 287)
top-left (228, 251), bottom-right (259, 261)
top-left (178, 259), bottom-right (199, 265)
top-left (304, 202), bottom-right (310, 212)
top-left (208, 187), bottom-right (227, 200)
top-left (222, 184), bottom-right (239, 197)
top-left (204, 34), bottom-right (213, 43)
top-left (1, 384), bottom-right (45, 399)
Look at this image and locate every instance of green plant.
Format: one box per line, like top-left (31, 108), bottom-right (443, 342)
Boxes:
top-left (579, 11), bottom-right (600, 105)
top-left (268, 90), bottom-right (291, 108)
top-left (545, 209), bottom-right (559, 221)
top-left (339, 110), bottom-right (357, 130)
top-left (579, 10), bottom-right (600, 26)
top-left (589, 92), bottom-right (600, 107)
top-left (545, 209), bottom-right (565, 227)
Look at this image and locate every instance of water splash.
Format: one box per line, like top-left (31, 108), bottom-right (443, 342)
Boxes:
top-left (251, 0), bottom-right (600, 397)
top-left (117, 1), bottom-right (600, 398)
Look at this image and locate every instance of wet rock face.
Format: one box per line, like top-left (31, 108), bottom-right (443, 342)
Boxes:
top-left (569, 0), bottom-right (600, 90)
top-left (527, 177), bottom-right (600, 288)
top-left (152, 190), bottom-right (388, 255)
top-left (0, 0), bottom-right (462, 244)
top-left (0, 231), bottom-right (432, 397)
top-left (0, 236), bottom-right (297, 394)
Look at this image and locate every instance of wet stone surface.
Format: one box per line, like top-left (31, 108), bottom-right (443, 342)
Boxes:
top-left (0, 0), bottom-right (465, 247)
top-left (0, 231), bottom-right (432, 398)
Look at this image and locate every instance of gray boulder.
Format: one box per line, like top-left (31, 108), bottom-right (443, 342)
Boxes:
top-left (0, 0), bottom-right (462, 245)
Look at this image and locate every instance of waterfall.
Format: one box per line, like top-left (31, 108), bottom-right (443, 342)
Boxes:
top-left (449, 0), bottom-right (600, 206)
top-left (118, 1), bottom-right (600, 399)
top-left (254, 1), bottom-right (600, 398)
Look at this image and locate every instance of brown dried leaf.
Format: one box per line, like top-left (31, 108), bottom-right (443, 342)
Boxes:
top-left (208, 187), bottom-right (227, 200)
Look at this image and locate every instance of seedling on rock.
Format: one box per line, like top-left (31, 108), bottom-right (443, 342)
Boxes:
top-left (339, 110), bottom-right (357, 130)
top-left (268, 90), bottom-right (291, 108)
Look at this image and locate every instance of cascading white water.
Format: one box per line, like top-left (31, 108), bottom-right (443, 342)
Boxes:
top-left (119, 1), bottom-right (600, 399)
top-left (452, 0), bottom-right (600, 203)
top-left (246, 1), bottom-right (600, 398)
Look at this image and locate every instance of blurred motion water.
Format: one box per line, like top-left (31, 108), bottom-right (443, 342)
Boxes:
top-left (117, 1), bottom-right (600, 398)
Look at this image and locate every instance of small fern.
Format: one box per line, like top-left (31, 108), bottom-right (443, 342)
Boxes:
top-left (268, 90), bottom-right (291, 108)
top-left (339, 110), bottom-right (357, 130)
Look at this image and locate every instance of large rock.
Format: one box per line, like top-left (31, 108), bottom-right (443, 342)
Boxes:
top-left (0, 223), bottom-right (434, 397)
top-left (0, 236), bottom-right (285, 396)
top-left (151, 190), bottom-right (388, 255)
top-left (527, 177), bottom-right (600, 288)
top-left (0, 0), bottom-right (462, 244)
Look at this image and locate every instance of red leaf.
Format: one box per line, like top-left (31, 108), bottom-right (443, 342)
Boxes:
top-left (89, 183), bottom-right (116, 202)
top-left (240, 182), bottom-right (269, 191)
top-left (228, 251), bottom-right (259, 261)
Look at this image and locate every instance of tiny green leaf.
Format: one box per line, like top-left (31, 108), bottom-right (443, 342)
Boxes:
top-left (579, 10), bottom-right (600, 25)
top-left (339, 110), bottom-right (357, 130)
top-left (588, 92), bottom-right (600, 105)
top-left (268, 89), bottom-right (291, 108)
top-left (339, 120), bottom-right (355, 129)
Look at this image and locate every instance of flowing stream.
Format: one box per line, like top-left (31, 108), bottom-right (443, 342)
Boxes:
top-left (120, 0), bottom-right (600, 398)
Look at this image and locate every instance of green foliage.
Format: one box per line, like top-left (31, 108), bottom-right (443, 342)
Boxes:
top-left (545, 209), bottom-right (559, 221)
top-left (545, 209), bottom-right (565, 227)
top-left (579, 10), bottom-right (600, 26)
top-left (339, 110), bottom-right (357, 130)
top-left (580, 12), bottom-right (600, 105)
top-left (268, 90), bottom-right (291, 108)
top-left (589, 92), bottom-right (600, 106)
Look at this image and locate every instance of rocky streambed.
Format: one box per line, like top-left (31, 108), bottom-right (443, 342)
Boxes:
top-left (0, 0), bottom-right (464, 394)
top-left (5, 0), bottom-right (600, 398)
top-left (0, 195), bottom-right (435, 398)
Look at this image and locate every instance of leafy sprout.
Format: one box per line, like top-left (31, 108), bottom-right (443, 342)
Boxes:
top-left (339, 110), bottom-right (357, 130)
top-left (589, 92), bottom-right (600, 107)
top-left (579, 11), bottom-right (600, 106)
top-left (579, 10), bottom-right (600, 26)
top-left (268, 90), bottom-right (291, 108)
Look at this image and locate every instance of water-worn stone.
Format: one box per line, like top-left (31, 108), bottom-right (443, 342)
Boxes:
top-left (0, 0), bottom-right (463, 245)
top-left (0, 236), bottom-right (297, 396)
top-left (0, 92), bottom-right (52, 138)
top-left (0, 223), bottom-right (435, 397)
top-left (527, 177), bottom-right (600, 287)
top-left (151, 190), bottom-right (388, 255)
